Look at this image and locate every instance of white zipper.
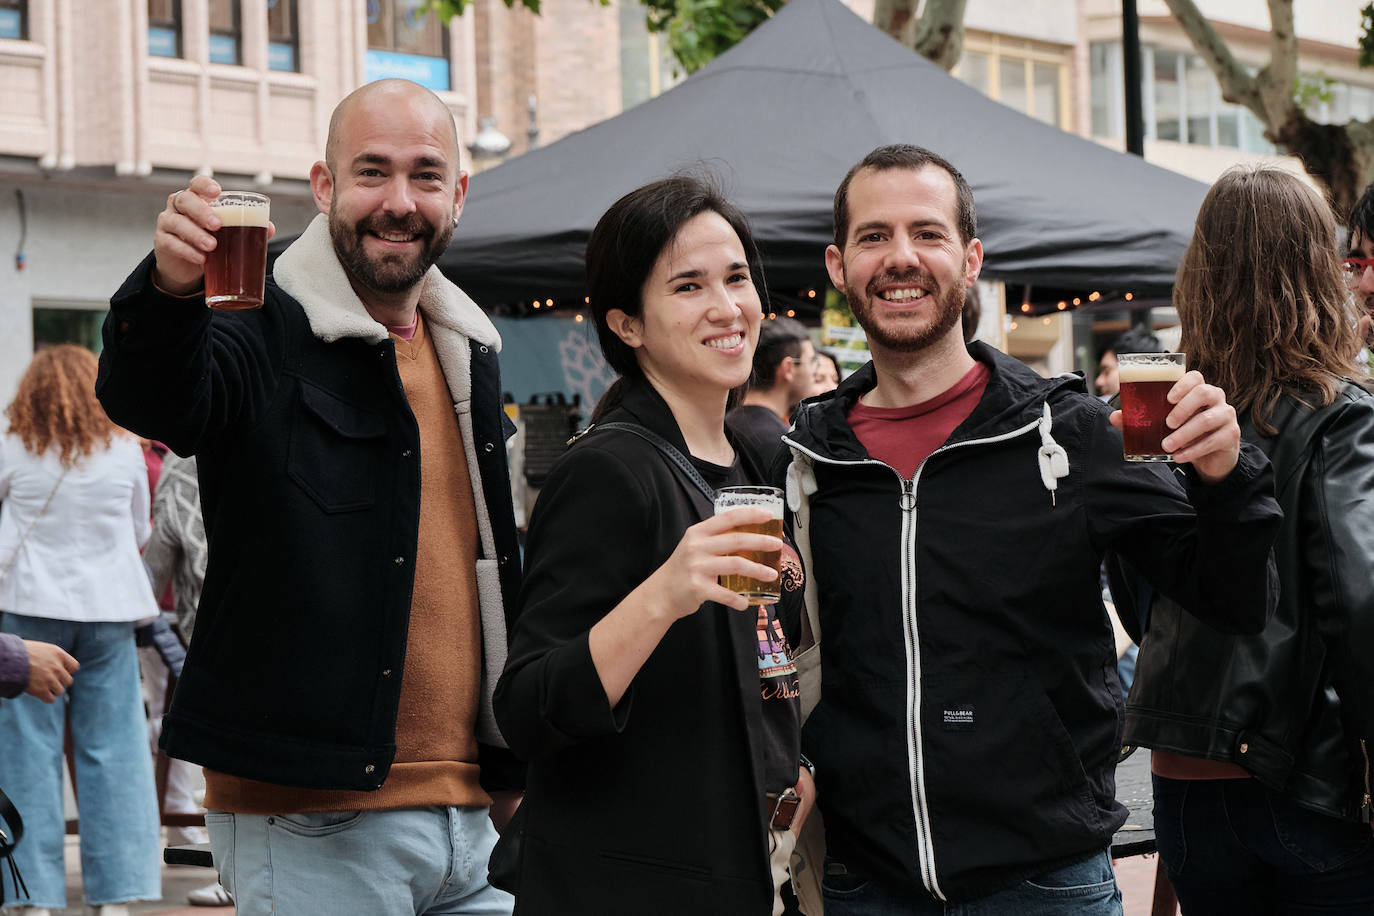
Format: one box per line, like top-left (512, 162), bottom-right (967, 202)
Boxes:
top-left (783, 415), bottom-right (1042, 900)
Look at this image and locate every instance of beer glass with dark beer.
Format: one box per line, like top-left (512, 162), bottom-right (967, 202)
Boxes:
top-left (1118, 352), bottom-right (1186, 461)
top-left (714, 485), bottom-right (783, 605)
top-left (205, 191), bottom-right (270, 310)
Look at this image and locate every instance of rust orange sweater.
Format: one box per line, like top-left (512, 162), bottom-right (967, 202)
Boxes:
top-left (205, 314), bottom-right (489, 813)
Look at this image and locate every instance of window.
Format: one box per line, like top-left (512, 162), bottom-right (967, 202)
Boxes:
top-left (1184, 55), bottom-right (1214, 145)
top-left (999, 59), bottom-right (1027, 116)
top-left (268, 0), bottom-right (299, 72)
top-left (1089, 41), bottom-right (1121, 138)
top-left (959, 51), bottom-right (989, 96)
top-left (1092, 41), bottom-right (1277, 154)
top-left (0, 0), bottom-right (25, 40)
top-left (148, 0), bottom-right (181, 58)
top-left (619, 2), bottom-right (681, 110)
top-left (365, 0), bottom-right (450, 91)
top-left (208, 0), bottom-right (240, 65)
top-left (955, 34), bottom-right (1066, 128)
top-left (369, 0), bottom-right (446, 58)
top-left (33, 308), bottom-right (104, 354)
top-left (1153, 50), bottom-right (1181, 142)
top-left (1031, 62), bottom-right (1059, 126)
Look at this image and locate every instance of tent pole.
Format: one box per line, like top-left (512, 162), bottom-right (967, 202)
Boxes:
top-left (1122, 0), bottom-right (1151, 328)
top-left (1122, 0), bottom-right (1144, 157)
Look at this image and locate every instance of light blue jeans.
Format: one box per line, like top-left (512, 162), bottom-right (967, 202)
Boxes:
top-left (205, 805), bottom-right (514, 916)
top-left (0, 614), bottom-right (162, 908)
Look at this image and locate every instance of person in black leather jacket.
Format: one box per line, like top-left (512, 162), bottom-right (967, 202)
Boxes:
top-left (1121, 166), bottom-right (1374, 913)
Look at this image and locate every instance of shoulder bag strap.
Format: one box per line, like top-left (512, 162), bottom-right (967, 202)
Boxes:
top-left (581, 422), bottom-right (717, 504)
top-left (0, 784), bottom-right (28, 904)
top-left (0, 465), bottom-right (69, 582)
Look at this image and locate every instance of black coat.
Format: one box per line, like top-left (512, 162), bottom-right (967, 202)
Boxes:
top-left (782, 343), bottom-right (1281, 902)
top-left (96, 245), bottom-right (522, 792)
top-left (493, 379), bottom-right (792, 916)
top-left (1120, 381), bottom-right (1374, 822)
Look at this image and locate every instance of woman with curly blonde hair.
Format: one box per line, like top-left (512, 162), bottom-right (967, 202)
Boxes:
top-left (0, 345), bottom-right (162, 916)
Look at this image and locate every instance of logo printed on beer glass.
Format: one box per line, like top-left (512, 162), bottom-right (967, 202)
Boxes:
top-left (205, 191), bottom-right (270, 310)
top-left (713, 485), bottom-right (784, 605)
top-left (1117, 352), bottom-right (1186, 462)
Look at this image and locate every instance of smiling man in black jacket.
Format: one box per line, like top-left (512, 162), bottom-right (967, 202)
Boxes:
top-left (779, 145), bottom-right (1281, 914)
top-left (96, 80), bottom-right (522, 916)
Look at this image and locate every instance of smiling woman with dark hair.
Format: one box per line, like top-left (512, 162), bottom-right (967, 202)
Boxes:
top-left (493, 176), bottom-right (813, 916)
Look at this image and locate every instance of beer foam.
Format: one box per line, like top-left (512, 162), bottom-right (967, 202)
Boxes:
top-left (714, 495), bottom-right (784, 518)
top-left (213, 203), bottom-right (270, 228)
top-left (1117, 363), bottom-right (1185, 383)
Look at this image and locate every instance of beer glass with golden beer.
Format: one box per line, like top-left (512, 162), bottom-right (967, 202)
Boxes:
top-left (205, 191), bottom-right (270, 310)
top-left (1118, 352), bottom-right (1186, 461)
top-left (714, 485), bottom-right (784, 605)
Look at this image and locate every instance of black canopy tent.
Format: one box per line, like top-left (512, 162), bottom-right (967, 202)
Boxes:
top-left (430, 0), bottom-right (1208, 314)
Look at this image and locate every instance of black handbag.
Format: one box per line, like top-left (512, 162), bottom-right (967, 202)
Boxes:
top-left (0, 785), bottom-right (29, 905)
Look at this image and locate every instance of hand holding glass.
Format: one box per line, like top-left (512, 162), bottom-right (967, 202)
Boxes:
top-left (714, 486), bottom-right (784, 605)
top-left (1118, 352), bottom-right (1186, 462)
top-left (205, 191), bottom-right (270, 310)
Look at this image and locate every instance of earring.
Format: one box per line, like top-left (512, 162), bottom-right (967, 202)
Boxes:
top-left (452, 217), bottom-right (459, 228)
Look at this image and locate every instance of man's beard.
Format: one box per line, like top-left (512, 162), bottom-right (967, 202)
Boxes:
top-left (846, 267), bottom-right (965, 353)
top-left (329, 205), bottom-right (452, 295)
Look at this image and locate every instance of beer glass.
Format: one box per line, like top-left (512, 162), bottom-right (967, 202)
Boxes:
top-left (1118, 352), bottom-right (1186, 462)
top-left (714, 485), bottom-right (784, 605)
top-left (205, 191), bottom-right (270, 310)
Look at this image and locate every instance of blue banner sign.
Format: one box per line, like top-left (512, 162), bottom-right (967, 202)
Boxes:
top-left (365, 49), bottom-right (449, 92)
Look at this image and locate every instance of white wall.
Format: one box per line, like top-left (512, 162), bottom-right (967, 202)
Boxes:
top-left (966, 0), bottom-right (1078, 45)
top-left (1083, 0), bottom-right (1366, 46)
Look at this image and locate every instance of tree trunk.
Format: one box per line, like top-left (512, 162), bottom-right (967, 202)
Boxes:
top-left (874, 0), bottom-right (967, 73)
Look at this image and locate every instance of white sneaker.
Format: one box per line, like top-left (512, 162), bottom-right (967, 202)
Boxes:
top-left (187, 883), bottom-right (233, 907)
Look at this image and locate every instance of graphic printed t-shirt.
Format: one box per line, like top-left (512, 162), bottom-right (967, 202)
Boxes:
top-left (849, 361), bottom-right (991, 479)
top-left (691, 454), bottom-right (804, 796)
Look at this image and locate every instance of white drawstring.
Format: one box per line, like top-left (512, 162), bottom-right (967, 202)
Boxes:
top-left (1037, 402), bottom-right (1070, 506)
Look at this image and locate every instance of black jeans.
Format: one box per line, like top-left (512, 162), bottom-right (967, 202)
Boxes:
top-left (1153, 775), bottom-right (1374, 915)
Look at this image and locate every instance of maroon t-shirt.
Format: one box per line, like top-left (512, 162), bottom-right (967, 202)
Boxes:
top-left (848, 362), bottom-right (991, 479)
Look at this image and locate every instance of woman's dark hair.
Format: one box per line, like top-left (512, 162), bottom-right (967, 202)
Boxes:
top-left (586, 175), bottom-right (767, 422)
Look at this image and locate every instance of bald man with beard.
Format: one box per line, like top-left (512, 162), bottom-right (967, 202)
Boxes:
top-left (96, 80), bottom-right (522, 915)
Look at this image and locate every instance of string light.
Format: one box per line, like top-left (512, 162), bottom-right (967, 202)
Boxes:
top-left (1042, 317), bottom-right (1052, 325)
top-left (532, 302), bottom-right (540, 309)
top-left (545, 299), bottom-right (553, 307)
top-left (1009, 321), bottom-right (1019, 330)
top-left (786, 309), bottom-right (795, 317)
top-left (574, 314), bottom-right (584, 323)
top-left (1124, 292), bottom-right (1134, 301)
top-left (1020, 303), bottom-right (1031, 313)
top-left (1088, 291), bottom-right (1101, 302)
top-left (584, 296), bottom-right (590, 304)
top-left (768, 312), bottom-right (777, 320)
top-left (1072, 297), bottom-right (1081, 306)
top-left (806, 289), bottom-right (817, 299)
top-left (1056, 302), bottom-right (1068, 311)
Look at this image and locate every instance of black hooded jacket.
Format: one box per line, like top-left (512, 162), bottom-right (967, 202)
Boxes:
top-left (780, 342), bottom-right (1280, 903)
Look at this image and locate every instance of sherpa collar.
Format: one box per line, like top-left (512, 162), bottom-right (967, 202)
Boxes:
top-left (273, 213), bottom-right (501, 352)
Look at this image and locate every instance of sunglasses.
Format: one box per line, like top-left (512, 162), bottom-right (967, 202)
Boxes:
top-left (1341, 257), bottom-right (1374, 290)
